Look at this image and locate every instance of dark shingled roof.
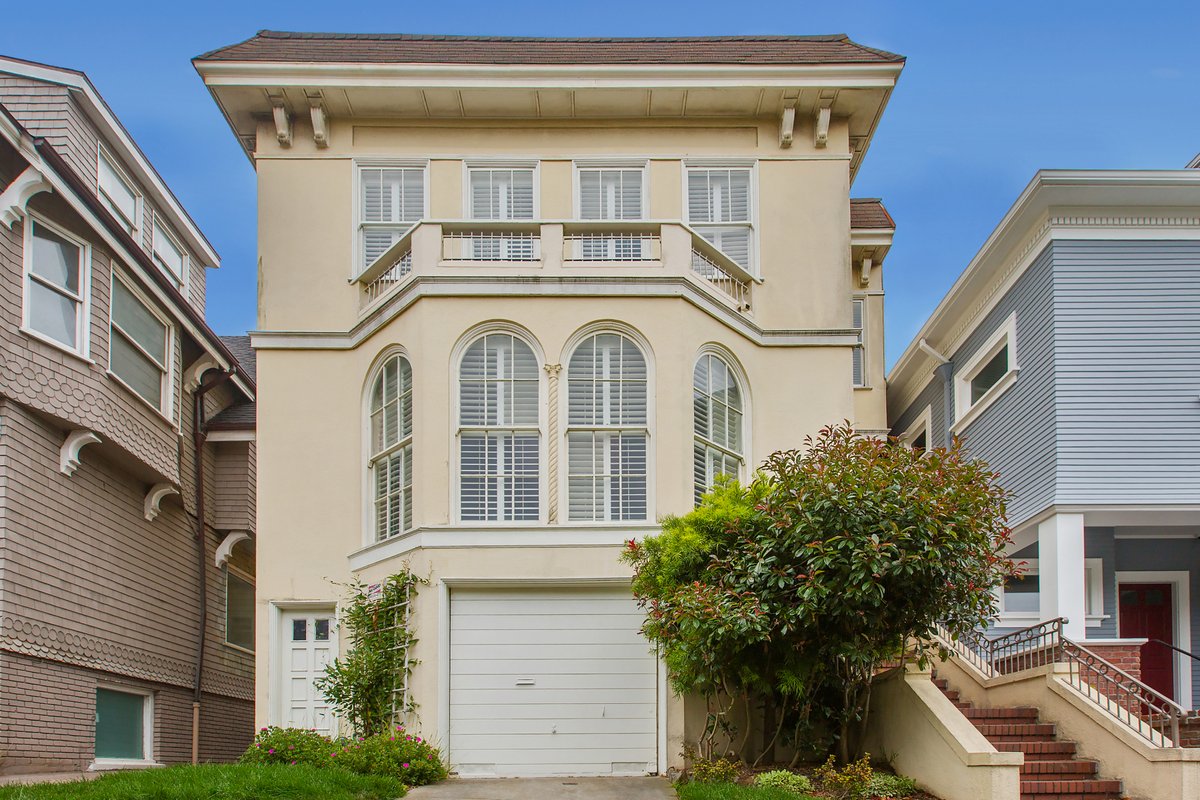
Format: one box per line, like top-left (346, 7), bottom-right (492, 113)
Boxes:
top-left (197, 31), bottom-right (905, 66)
top-left (850, 198), bottom-right (895, 230)
top-left (208, 335), bottom-right (256, 431)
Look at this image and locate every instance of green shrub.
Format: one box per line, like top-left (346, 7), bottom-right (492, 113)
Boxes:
top-left (240, 726), bottom-right (332, 767)
top-left (333, 728), bottom-right (448, 786)
top-left (240, 725), bottom-right (447, 787)
top-left (753, 769), bottom-right (813, 794)
top-left (690, 755), bottom-right (741, 784)
top-left (867, 772), bottom-right (919, 798)
top-left (813, 754), bottom-right (874, 800)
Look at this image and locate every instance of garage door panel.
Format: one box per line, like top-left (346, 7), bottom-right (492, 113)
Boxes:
top-left (453, 627), bottom-right (647, 646)
top-left (452, 657), bottom-right (654, 676)
top-left (451, 672), bottom-right (656, 691)
top-left (449, 587), bottom-right (658, 777)
top-left (451, 687), bottom-right (657, 705)
top-left (453, 613), bottom-right (646, 631)
top-left (449, 702), bottom-right (656, 721)
top-left (451, 643), bottom-right (653, 661)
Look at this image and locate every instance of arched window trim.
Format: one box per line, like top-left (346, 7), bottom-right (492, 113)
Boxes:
top-left (450, 322), bottom-right (547, 526)
top-left (361, 346), bottom-right (415, 545)
top-left (692, 344), bottom-right (751, 504)
top-left (558, 321), bottom-right (656, 525)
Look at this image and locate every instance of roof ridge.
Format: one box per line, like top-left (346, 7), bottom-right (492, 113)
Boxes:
top-left (251, 30), bottom-right (855, 43)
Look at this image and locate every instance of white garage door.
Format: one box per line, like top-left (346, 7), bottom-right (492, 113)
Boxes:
top-left (449, 586), bottom-right (658, 777)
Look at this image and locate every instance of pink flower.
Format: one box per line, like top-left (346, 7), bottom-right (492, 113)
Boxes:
top-left (268, 749), bottom-right (275, 754)
top-left (402, 763), bottom-right (410, 769)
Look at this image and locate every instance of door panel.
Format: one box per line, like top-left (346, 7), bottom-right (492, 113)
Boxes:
top-left (1118, 583), bottom-right (1175, 701)
top-left (280, 609), bottom-right (338, 735)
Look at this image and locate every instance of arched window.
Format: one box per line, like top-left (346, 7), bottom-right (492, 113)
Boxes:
top-left (566, 332), bottom-right (648, 521)
top-left (693, 352), bottom-right (744, 504)
top-left (369, 354), bottom-right (413, 540)
top-left (458, 332), bottom-right (540, 521)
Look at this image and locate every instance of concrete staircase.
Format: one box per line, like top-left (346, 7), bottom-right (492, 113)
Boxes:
top-left (932, 674), bottom-right (1124, 800)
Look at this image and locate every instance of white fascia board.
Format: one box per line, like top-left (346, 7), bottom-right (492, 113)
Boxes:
top-left (0, 57), bottom-right (220, 268)
top-left (886, 169), bottom-right (1200, 398)
top-left (195, 61), bottom-right (903, 91)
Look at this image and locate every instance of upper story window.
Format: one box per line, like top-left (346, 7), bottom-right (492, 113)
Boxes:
top-left (360, 165), bottom-right (425, 269)
top-left (458, 333), bottom-right (540, 522)
top-left (151, 216), bottom-right (186, 286)
top-left (851, 299), bottom-right (866, 387)
top-left (566, 332), bottom-right (649, 522)
top-left (693, 352), bottom-right (745, 504)
top-left (109, 274), bottom-right (172, 416)
top-left (687, 167), bottom-right (754, 272)
top-left (97, 147), bottom-right (140, 237)
top-left (23, 215), bottom-right (88, 355)
top-left (369, 354), bottom-right (414, 540)
top-left (953, 313), bottom-right (1018, 431)
top-left (577, 167), bottom-right (644, 221)
top-left (469, 166), bottom-right (536, 220)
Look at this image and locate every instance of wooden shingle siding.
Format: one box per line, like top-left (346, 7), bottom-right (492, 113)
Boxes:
top-left (0, 76), bottom-right (98, 185)
top-left (0, 400), bottom-right (251, 702)
top-left (1052, 239), bottom-right (1200, 505)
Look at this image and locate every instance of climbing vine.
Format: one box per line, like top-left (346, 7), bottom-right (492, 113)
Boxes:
top-left (315, 569), bottom-right (426, 737)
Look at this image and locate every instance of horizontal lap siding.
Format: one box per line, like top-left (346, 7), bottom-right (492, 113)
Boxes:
top-left (952, 246), bottom-right (1058, 529)
top-left (890, 376), bottom-right (945, 449)
top-left (1052, 240), bottom-right (1200, 505)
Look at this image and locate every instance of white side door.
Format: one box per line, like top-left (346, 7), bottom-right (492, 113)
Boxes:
top-left (279, 609), bottom-right (338, 735)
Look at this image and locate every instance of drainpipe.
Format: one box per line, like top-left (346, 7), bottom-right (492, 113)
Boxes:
top-left (190, 368), bottom-right (235, 764)
top-left (918, 339), bottom-right (953, 444)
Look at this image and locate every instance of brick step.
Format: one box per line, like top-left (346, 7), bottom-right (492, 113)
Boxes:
top-left (932, 678), bottom-right (949, 690)
top-left (1020, 759), bottom-right (1099, 778)
top-left (995, 741), bottom-right (1078, 760)
top-left (943, 689), bottom-right (961, 702)
top-left (1019, 778), bottom-right (1122, 797)
top-left (975, 722), bottom-right (1058, 741)
top-left (953, 701), bottom-right (973, 710)
top-left (963, 706), bottom-right (1040, 721)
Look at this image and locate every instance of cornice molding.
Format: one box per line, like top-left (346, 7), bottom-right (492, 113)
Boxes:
top-left (252, 276), bottom-right (862, 351)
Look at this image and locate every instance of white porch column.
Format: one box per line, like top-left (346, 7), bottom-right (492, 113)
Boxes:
top-left (1038, 513), bottom-right (1087, 640)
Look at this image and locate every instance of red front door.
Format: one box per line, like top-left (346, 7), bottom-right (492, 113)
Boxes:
top-left (1119, 583), bottom-right (1175, 701)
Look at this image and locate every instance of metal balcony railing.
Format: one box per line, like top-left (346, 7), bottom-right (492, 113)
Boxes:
top-left (934, 617), bottom-right (1198, 748)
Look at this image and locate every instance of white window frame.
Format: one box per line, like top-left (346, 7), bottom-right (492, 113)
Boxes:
top-left (559, 324), bottom-right (655, 525)
top-left (952, 313), bottom-right (1019, 433)
top-left (463, 160), bottom-right (540, 220)
top-left (683, 161), bottom-right (758, 276)
top-left (21, 212), bottom-right (92, 360)
top-left (90, 683), bottom-right (156, 770)
top-left (451, 325), bottom-right (547, 526)
top-left (97, 145), bottom-right (141, 239)
top-left (851, 297), bottom-right (868, 388)
top-left (900, 405), bottom-right (933, 450)
top-left (107, 270), bottom-right (175, 421)
top-left (224, 565), bottom-right (255, 654)
top-left (353, 159), bottom-right (429, 275)
top-left (150, 214), bottom-right (188, 290)
top-left (572, 160), bottom-right (649, 221)
top-left (364, 350), bottom-right (415, 544)
top-left (692, 346), bottom-right (749, 504)
top-left (996, 557), bottom-right (1106, 628)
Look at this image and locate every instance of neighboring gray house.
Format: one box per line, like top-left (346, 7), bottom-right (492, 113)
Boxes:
top-left (888, 168), bottom-right (1200, 710)
top-left (0, 56), bottom-right (256, 774)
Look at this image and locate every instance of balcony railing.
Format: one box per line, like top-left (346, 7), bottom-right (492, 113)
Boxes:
top-left (352, 220), bottom-right (757, 313)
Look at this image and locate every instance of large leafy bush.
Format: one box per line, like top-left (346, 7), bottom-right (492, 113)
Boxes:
top-left (241, 726), bottom-right (446, 786)
top-left (624, 425), bottom-right (1014, 763)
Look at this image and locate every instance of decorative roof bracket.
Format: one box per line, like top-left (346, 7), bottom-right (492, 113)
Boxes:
top-left (0, 165), bottom-right (54, 228)
top-left (144, 483), bottom-right (180, 521)
top-left (60, 429), bottom-right (101, 476)
top-left (813, 105), bottom-right (832, 148)
top-left (307, 91), bottom-right (329, 148)
top-left (859, 255), bottom-right (873, 287)
top-left (269, 94), bottom-right (292, 147)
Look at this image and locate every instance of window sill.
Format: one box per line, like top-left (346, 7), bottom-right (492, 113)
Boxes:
top-left (853, 385), bottom-right (873, 391)
top-left (996, 612), bottom-right (1107, 629)
top-left (223, 641), bottom-right (255, 657)
top-left (950, 368), bottom-right (1019, 436)
top-left (20, 326), bottom-right (93, 365)
top-left (89, 759), bottom-right (163, 772)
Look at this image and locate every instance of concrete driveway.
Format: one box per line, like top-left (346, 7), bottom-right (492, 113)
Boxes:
top-left (406, 777), bottom-right (675, 799)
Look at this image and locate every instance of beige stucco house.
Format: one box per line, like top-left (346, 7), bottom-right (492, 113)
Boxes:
top-left (0, 56), bottom-right (256, 773)
top-left (195, 31), bottom-right (902, 777)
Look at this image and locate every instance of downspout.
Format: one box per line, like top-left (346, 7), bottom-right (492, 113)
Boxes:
top-left (918, 339), bottom-right (954, 444)
top-left (190, 368), bottom-right (235, 764)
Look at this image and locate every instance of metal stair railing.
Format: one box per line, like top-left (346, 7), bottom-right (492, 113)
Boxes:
top-left (933, 617), bottom-right (1196, 748)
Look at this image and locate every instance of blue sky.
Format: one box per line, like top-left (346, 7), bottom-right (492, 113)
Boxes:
top-left (3, 1), bottom-right (1198, 370)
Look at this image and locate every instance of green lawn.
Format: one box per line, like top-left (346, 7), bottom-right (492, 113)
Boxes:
top-left (0, 764), bottom-right (406, 800)
top-left (676, 783), bottom-right (817, 800)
